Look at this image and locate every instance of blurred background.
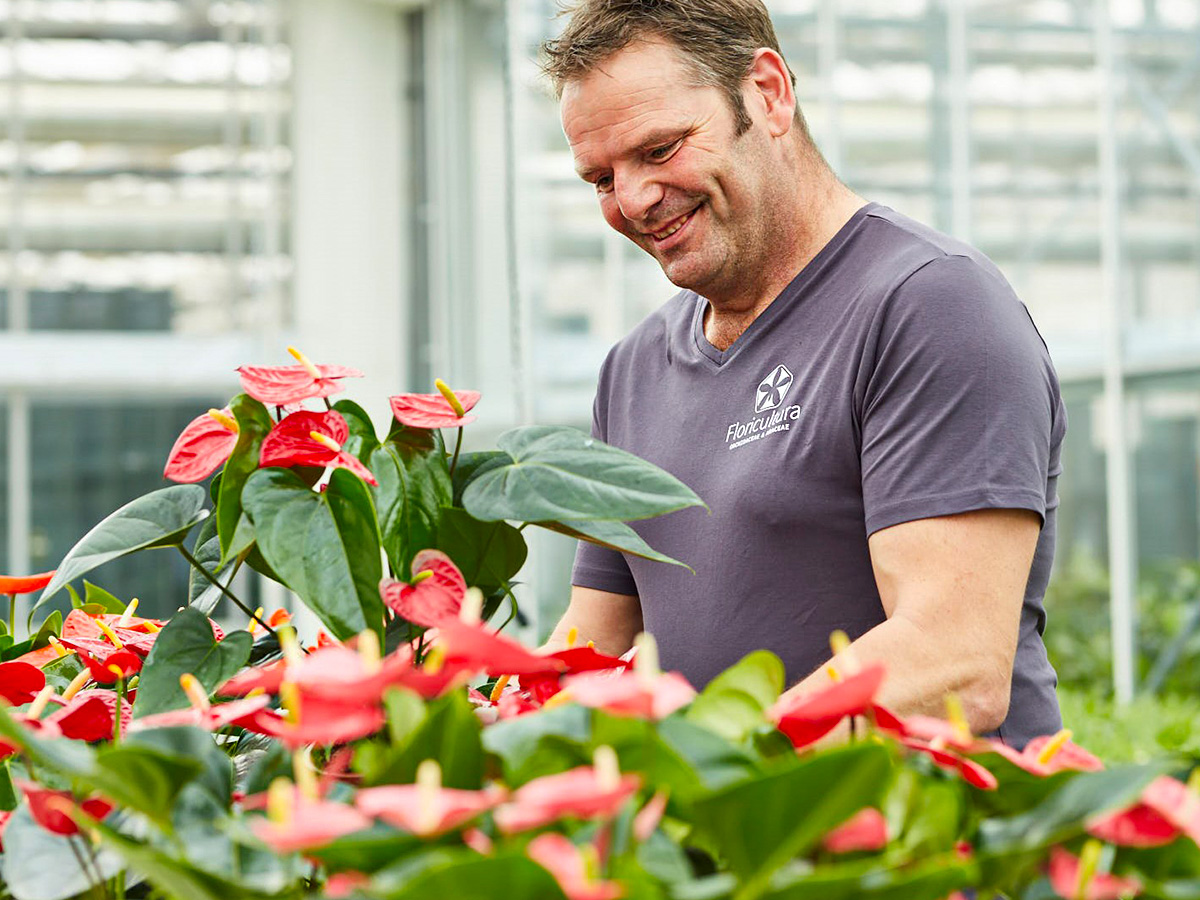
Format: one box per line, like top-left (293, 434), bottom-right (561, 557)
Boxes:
top-left (0, 0), bottom-right (1198, 757)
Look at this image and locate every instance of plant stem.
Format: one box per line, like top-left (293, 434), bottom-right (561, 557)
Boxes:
top-left (176, 546), bottom-right (276, 636)
top-left (113, 680), bottom-right (123, 743)
top-left (448, 427), bottom-right (464, 477)
top-left (6, 592), bottom-right (14, 637)
top-left (323, 397), bottom-right (333, 411)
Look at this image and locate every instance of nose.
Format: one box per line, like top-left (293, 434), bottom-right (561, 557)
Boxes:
top-left (613, 166), bottom-right (665, 225)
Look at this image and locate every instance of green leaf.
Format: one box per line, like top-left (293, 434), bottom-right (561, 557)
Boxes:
top-left (482, 704), bottom-right (593, 783)
top-left (83, 581), bottom-right (126, 614)
top-left (125, 725), bottom-right (234, 807)
top-left (690, 743), bottom-right (892, 899)
top-left (436, 507), bottom-right (527, 590)
top-left (29, 609), bottom-right (63, 650)
top-left (687, 651), bottom-right (785, 744)
top-left (451, 450), bottom-right (512, 505)
top-left (371, 851), bottom-right (568, 900)
top-left (757, 850), bottom-right (978, 900)
top-left (131, 608), bottom-right (254, 717)
top-left (215, 394), bottom-right (275, 563)
top-left (39, 654), bottom-right (85, 694)
top-left (91, 743), bottom-right (203, 824)
top-left (36, 485), bottom-right (209, 611)
top-left (333, 398), bottom-right (380, 462)
top-left (243, 467), bottom-right (385, 641)
top-left (305, 823), bottom-right (424, 874)
top-left (536, 517), bottom-right (692, 569)
top-left (371, 431), bottom-right (453, 578)
top-left (359, 691), bottom-right (484, 789)
top-left (462, 425), bottom-right (706, 523)
top-left (0, 804), bottom-right (125, 900)
top-left (187, 514), bottom-right (224, 611)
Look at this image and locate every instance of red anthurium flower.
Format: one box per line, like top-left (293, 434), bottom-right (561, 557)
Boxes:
top-left (0, 661), bottom-right (46, 705)
top-left (522, 645), bottom-right (631, 705)
top-left (389, 380), bottom-right (481, 430)
top-left (527, 833), bottom-right (624, 900)
top-left (0, 809), bottom-right (10, 851)
top-left (0, 571), bottom-right (55, 594)
top-left (163, 407), bottom-right (240, 483)
top-left (0, 689), bottom-right (63, 760)
top-left (559, 668), bottom-right (695, 721)
top-left (821, 807), bottom-right (889, 854)
top-left (900, 737), bottom-right (998, 791)
top-left (19, 782), bottom-right (114, 836)
top-left (769, 664), bottom-right (886, 750)
top-left (1087, 776), bottom-right (1200, 848)
top-left (990, 730), bottom-right (1104, 777)
top-left (435, 619), bottom-right (566, 679)
top-left (249, 783), bottom-right (372, 854)
top-left (325, 872), bottom-right (371, 899)
top-left (76, 648), bottom-right (142, 685)
top-left (287, 642), bottom-right (421, 705)
top-left (238, 693), bottom-right (386, 749)
top-left (495, 747), bottom-right (641, 834)
top-left (17, 608), bottom-right (166, 668)
top-left (356, 760), bottom-right (506, 836)
top-left (219, 658), bottom-right (288, 697)
top-left (380, 550), bottom-right (466, 628)
top-left (130, 694), bottom-right (271, 733)
top-left (260, 410), bottom-right (377, 486)
top-left (237, 346), bottom-right (363, 406)
top-left (46, 690), bottom-right (130, 742)
top-left (1047, 845), bottom-right (1142, 900)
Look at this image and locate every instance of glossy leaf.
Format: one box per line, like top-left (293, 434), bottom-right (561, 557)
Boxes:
top-left (215, 394), bottom-right (275, 563)
top-left (83, 581), bottom-right (126, 615)
top-left (536, 517), bottom-right (691, 569)
top-left (436, 507), bottom-right (528, 590)
top-left (689, 743), bottom-right (892, 896)
top-left (132, 608), bottom-right (254, 717)
top-left (243, 467), bottom-right (384, 641)
top-left (462, 425), bottom-right (705, 523)
top-left (687, 650), bottom-right (785, 744)
top-left (36, 485), bottom-right (209, 610)
top-left (187, 513), bottom-right (232, 615)
top-left (451, 450), bottom-right (512, 505)
top-left (756, 850), bottom-right (978, 900)
top-left (126, 725), bottom-right (234, 807)
top-left (0, 804), bottom-right (125, 900)
top-left (481, 704), bottom-right (592, 783)
top-left (371, 428), bottom-right (452, 578)
top-left (371, 850), bottom-right (567, 900)
top-left (91, 743), bottom-right (204, 825)
top-left (333, 398), bottom-right (380, 463)
top-left (359, 690), bottom-right (484, 790)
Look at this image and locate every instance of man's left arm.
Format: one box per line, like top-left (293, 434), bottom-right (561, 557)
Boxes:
top-left (788, 506), bottom-right (1040, 731)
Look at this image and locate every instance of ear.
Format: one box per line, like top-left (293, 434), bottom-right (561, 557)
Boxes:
top-left (746, 48), bottom-right (796, 137)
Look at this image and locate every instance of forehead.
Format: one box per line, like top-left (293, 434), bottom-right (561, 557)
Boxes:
top-left (560, 39), bottom-right (715, 165)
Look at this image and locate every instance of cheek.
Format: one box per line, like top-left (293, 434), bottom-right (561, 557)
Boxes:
top-left (599, 195), bottom-right (628, 232)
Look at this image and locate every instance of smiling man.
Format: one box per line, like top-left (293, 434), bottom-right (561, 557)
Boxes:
top-left (541, 0), bottom-right (1065, 748)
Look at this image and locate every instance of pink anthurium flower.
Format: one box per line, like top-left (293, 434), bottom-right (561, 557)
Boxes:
top-left (989, 729), bottom-right (1104, 777)
top-left (389, 380), bottom-right (481, 430)
top-left (0, 571), bottom-right (55, 595)
top-left (237, 346), bottom-right (363, 406)
top-left (249, 779), bottom-right (372, 854)
top-left (0, 661), bottom-right (46, 705)
top-left (521, 643), bottom-right (632, 705)
top-left (355, 760), bottom-right (506, 836)
top-left (821, 807), bottom-right (889, 854)
top-left (163, 407), bottom-right (240, 483)
top-left (494, 746), bottom-right (641, 834)
top-left (632, 790), bottom-right (669, 842)
top-left (287, 638), bottom-right (422, 705)
top-left (325, 872), bottom-right (370, 899)
top-left (1047, 845), bottom-right (1142, 900)
top-left (130, 675), bottom-right (271, 733)
top-left (769, 663), bottom-right (886, 750)
top-left (553, 634), bottom-right (694, 721)
top-left (527, 833), bottom-right (623, 900)
top-left (380, 550), bottom-right (466, 627)
top-left (1087, 776), bottom-right (1200, 848)
top-left (259, 410), bottom-right (378, 486)
top-left (900, 737), bottom-right (999, 791)
top-left (18, 782), bottom-right (114, 837)
top-left (238, 691), bottom-right (386, 750)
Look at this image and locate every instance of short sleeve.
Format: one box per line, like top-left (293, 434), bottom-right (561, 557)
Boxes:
top-left (570, 353), bottom-right (639, 595)
top-left (860, 254), bottom-right (1057, 536)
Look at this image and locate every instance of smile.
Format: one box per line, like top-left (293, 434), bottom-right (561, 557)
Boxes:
top-left (649, 206), bottom-right (700, 242)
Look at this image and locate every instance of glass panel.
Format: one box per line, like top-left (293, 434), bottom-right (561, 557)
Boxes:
top-left (30, 398), bottom-right (222, 620)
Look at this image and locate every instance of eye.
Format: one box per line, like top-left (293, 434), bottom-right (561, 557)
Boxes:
top-left (648, 140), bottom-right (680, 161)
top-left (594, 174), bottom-right (613, 194)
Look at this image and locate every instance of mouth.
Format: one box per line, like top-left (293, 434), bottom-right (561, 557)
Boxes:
top-left (646, 205), bottom-right (701, 245)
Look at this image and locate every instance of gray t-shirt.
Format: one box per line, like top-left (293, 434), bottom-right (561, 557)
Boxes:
top-left (572, 201), bottom-right (1064, 748)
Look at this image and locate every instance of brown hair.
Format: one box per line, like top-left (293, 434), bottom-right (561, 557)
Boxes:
top-left (541, 0), bottom-right (805, 138)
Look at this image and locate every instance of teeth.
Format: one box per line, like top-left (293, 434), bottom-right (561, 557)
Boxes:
top-left (652, 209), bottom-right (694, 240)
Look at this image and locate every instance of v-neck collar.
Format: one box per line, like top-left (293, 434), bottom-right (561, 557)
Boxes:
top-left (691, 202), bottom-right (878, 368)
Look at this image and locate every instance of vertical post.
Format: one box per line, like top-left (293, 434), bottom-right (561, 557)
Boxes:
top-left (945, 0), bottom-right (972, 241)
top-left (1095, 0), bottom-right (1136, 703)
top-left (816, 0), bottom-right (842, 174)
top-left (7, 393), bottom-right (30, 638)
top-left (222, 15), bottom-right (244, 329)
top-left (260, 0), bottom-right (286, 327)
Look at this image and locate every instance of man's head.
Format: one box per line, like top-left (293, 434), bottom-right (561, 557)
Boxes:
top-left (547, 1), bottom-right (823, 305)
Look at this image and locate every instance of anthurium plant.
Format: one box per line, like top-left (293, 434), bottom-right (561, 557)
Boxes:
top-left (0, 348), bottom-right (1197, 900)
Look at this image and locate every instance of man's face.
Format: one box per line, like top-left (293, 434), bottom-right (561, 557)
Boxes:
top-left (561, 38), bottom-right (775, 299)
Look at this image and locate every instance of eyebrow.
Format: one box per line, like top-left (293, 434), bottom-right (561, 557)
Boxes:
top-left (575, 127), bottom-right (691, 181)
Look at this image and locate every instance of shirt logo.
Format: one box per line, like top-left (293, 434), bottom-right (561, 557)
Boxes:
top-left (755, 364), bottom-right (794, 413)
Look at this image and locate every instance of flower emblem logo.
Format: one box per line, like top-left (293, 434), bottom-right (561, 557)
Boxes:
top-left (755, 364), bottom-right (794, 413)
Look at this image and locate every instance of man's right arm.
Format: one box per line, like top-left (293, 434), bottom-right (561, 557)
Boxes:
top-left (542, 586), bottom-right (643, 657)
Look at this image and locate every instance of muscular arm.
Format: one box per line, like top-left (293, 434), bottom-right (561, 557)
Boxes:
top-left (542, 586), bottom-right (643, 658)
top-left (786, 507), bottom-right (1041, 733)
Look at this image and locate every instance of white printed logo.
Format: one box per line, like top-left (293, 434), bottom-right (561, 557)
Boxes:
top-left (755, 364), bottom-right (794, 413)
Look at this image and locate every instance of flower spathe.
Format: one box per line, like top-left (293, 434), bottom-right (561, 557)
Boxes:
top-left (769, 663), bottom-right (887, 750)
top-left (237, 347), bottom-right (363, 406)
top-left (388, 383), bottom-right (481, 430)
top-left (820, 807), bottom-right (889, 854)
top-left (248, 781), bottom-right (372, 855)
top-left (0, 571), bottom-right (55, 595)
top-left (527, 833), bottom-right (623, 900)
top-left (355, 760), bottom-right (506, 836)
top-left (163, 407), bottom-right (240, 483)
top-left (495, 747), bottom-right (641, 834)
top-left (1047, 845), bottom-right (1142, 900)
top-left (380, 549), bottom-right (466, 628)
top-left (555, 633), bottom-right (695, 721)
top-left (1087, 775), bottom-right (1200, 848)
top-left (259, 409), bottom-right (377, 486)
top-left (0, 661), bottom-right (46, 705)
top-left (18, 782), bottom-right (114, 837)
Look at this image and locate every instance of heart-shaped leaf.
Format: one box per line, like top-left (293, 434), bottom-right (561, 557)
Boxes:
top-left (536, 518), bottom-right (691, 569)
top-left (687, 651), bottom-right (785, 744)
top-left (243, 467), bottom-right (384, 640)
top-left (215, 394), bottom-right (275, 563)
top-left (36, 485), bottom-right (209, 612)
top-left (1, 804), bottom-right (125, 900)
top-left (436, 507), bottom-right (527, 590)
top-left (131, 608), bottom-right (254, 717)
top-left (372, 429), bottom-right (452, 578)
top-left (333, 398), bottom-right (380, 463)
top-left (462, 425), bottom-right (705, 523)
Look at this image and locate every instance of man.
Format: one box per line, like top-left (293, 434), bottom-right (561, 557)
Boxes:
top-left (541, 0), bottom-right (1064, 748)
